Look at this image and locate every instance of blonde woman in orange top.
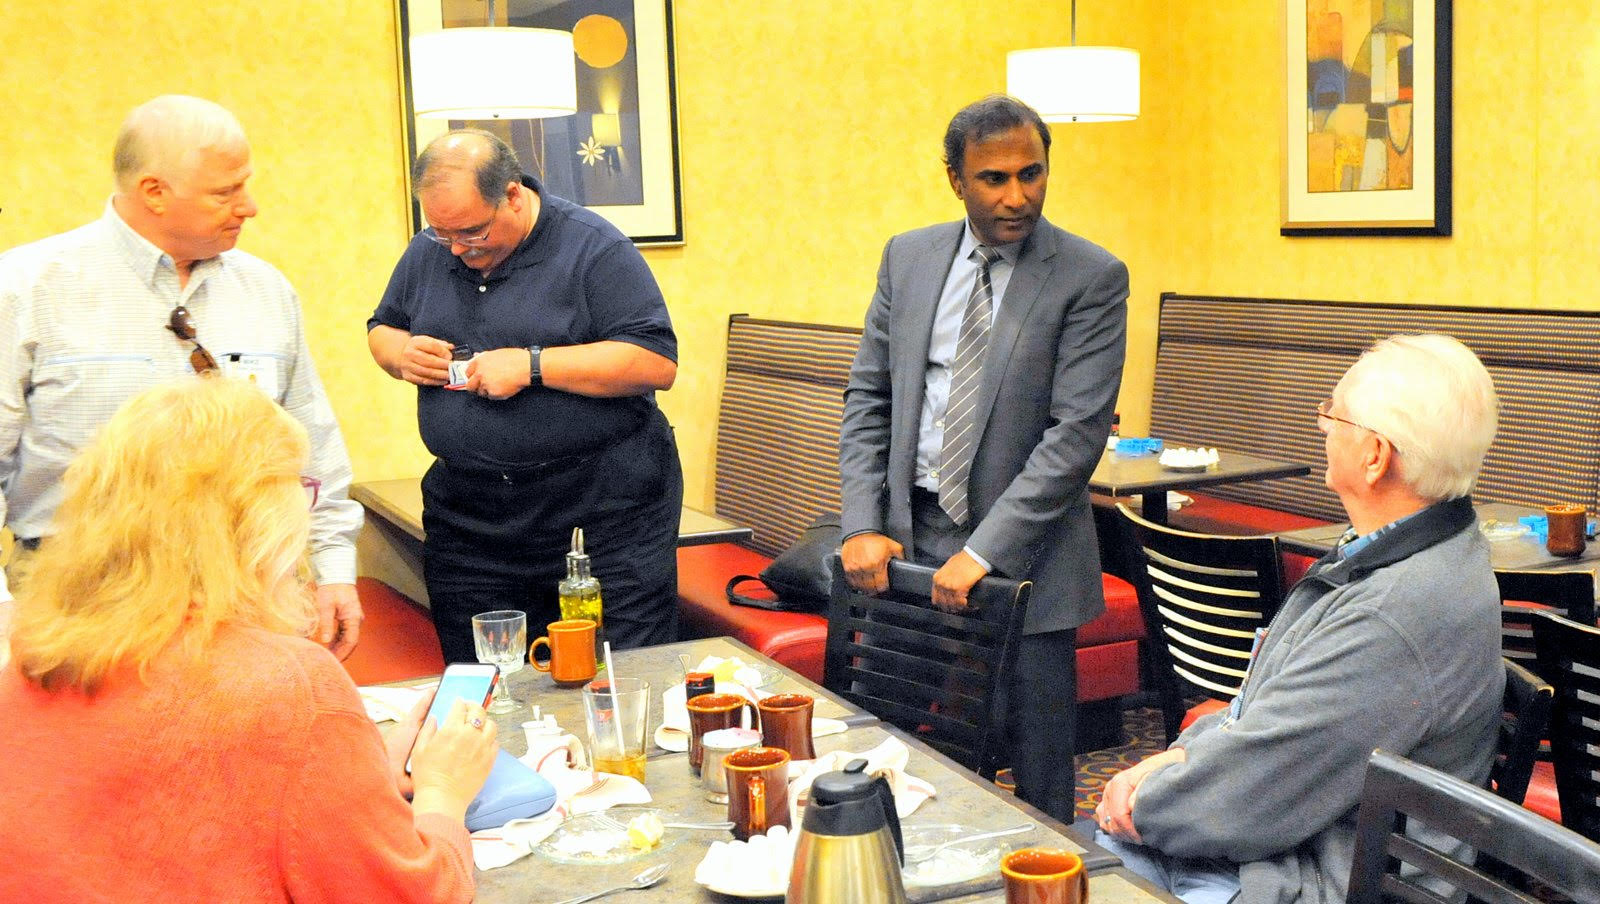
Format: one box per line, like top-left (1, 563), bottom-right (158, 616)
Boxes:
top-left (0, 377), bottom-right (497, 902)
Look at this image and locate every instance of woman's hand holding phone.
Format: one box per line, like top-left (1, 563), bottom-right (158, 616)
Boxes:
top-left (410, 700), bottom-right (499, 823)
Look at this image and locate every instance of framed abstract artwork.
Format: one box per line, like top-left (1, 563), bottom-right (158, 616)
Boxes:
top-left (1282, 0), bottom-right (1452, 236)
top-left (397, 0), bottom-right (684, 245)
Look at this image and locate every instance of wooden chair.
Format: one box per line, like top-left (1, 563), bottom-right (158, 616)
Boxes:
top-left (1116, 503), bottom-right (1285, 744)
top-left (1489, 658), bottom-right (1553, 805)
top-left (1531, 609), bottom-right (1600, 842)
top-left (1347, 749), bottom-right (1600, 904)
top-left (1494, 569), bottom-right (1595, 666)
top-left (822, 555), bottom-right (1029, 779)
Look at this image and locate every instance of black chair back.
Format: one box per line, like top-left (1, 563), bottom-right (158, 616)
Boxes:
top-left (1495, 569), bottom-right (1595, 666)
top-left (1116, 503), bottom-right (1285, 744)
top-left (1531, 609), bottom-right (1600, 843)
top-left (1490, 658), bottom-right (1552, 805)
top-left (1348, 749), bottom-right (1600, 904)
top-left (823, 555), bottom-right (1029, 779)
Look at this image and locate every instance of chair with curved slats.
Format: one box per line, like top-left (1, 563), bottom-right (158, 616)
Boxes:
top-left (1117, 503), bottom-right (1285, 744)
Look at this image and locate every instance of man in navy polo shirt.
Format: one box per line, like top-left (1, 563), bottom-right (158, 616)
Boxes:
top-left (368, 129), bottom-right (681, 661)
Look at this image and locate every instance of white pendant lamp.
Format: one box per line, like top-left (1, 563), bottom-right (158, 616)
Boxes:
top-left (409, 1), bottom-right (576, 120)
top-left (1007, 1), bottom-right (1140, 122)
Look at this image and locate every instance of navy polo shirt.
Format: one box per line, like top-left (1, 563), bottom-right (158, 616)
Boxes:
top-left (370, 175), bottom-right (676, 468)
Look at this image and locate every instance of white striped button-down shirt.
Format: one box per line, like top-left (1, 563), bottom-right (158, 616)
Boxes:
top-left (0, 202), bottom-right (361, 600)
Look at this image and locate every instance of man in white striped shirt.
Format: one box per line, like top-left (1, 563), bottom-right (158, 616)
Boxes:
top-left (0, 95), bottom-right (363, 658)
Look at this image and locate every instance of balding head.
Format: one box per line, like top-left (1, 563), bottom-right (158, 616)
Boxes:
top-left (112, 95), bottom-right (248, 193)
top-left (412, 129), bottom-right (522, 204)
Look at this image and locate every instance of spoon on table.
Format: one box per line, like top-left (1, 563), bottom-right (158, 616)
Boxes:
top-left (551, 863), bottom-right (670, 904)
top-left (904, 823), bottom-right (1035, 864)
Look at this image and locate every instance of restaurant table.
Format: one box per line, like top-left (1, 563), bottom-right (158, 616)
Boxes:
top-left (1090, 448), bottom-right (1312, 525)
top-left (382, 637), bottom-right (1173, 903)
top-left (350, 477), bottom-right (753, 604)
top-left (1275, 500), bottom-right (1600, 575)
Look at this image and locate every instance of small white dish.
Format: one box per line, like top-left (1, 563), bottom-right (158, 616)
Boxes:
top-left (694, 826), bottom-right (794, 898)
top-left (1157, 446), bottom-right (1220, 472)
top-left (1479, 520), bottom-right (1532, 542)
top-left (899, 823), bottom-right (1016, 888)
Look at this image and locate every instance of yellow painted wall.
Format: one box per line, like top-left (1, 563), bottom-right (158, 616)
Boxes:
top-left (6, 1), bottom-right (1600, 514)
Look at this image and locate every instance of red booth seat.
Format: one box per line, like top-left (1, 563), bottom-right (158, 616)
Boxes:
top-left (676, 544), bottom-right (1144, 704)
top-left (339, 577), bottom-right (446, 686)
top-left (1167, 492), bottom-right (1333, 588)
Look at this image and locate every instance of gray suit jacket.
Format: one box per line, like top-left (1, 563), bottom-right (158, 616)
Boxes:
top-left (839, 217), bottom-right (1128, 634)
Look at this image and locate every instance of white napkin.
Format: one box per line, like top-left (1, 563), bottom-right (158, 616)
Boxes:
top-left (694, 825), bottom-right (796, 897)
top-left (660, 678), bottom-right (765, 733)
top-left (468, 761), bottom-right (653, 870)
top-left (357, 682), bottom-right (433, 723)
top-left (787, 736), bottom-right (936, 820)
top-left (1167, 491), bottom-right (1194, 512)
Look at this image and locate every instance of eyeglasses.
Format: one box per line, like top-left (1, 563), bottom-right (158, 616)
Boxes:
top-left (300, 475), bottom-right (321, 510)
top-left (424, 202), bottom-right (501, 248)
top-left (166, 305), bottom-right (219, 374)
top-left (1316, 399), bottom-right (1383, 436)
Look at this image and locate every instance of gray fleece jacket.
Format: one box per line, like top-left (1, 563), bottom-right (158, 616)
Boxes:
top-left (1131, 495), bottom-right (1504, 904)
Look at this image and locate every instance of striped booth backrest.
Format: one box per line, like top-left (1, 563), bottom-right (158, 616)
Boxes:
top-left (714, 315), bottom-right (864, 557)
top-left (1150, 294), bottom-right (1600, 523)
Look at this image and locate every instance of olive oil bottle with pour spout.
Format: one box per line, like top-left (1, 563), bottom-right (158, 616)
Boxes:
top-left (558, 527), bottom-right (605, 671)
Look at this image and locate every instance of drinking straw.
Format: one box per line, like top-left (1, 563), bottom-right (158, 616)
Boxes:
top-left (603, 641), bottom-right (626, 754)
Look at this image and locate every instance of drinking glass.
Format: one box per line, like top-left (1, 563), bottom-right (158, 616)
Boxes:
top-left (472, 610), bottom-right (528, 713)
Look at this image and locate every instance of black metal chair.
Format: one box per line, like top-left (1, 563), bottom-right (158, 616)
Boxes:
top-left (1489, 658), bottom-right (1553, 805)
top-left (1116, 503), bottom-right (1285, 744)
top-left (1494, 569), bottom-right (1595, 666)
top-left (1348, 749), bottom-right (1600, 904)
top-left (822, 555), bottom-right (1029, 779)
top-left (1531, 609), bottom-right (1600, 843)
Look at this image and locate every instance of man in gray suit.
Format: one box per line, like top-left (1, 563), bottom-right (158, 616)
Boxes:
top-left (839, 95), bottom-right (1129, 821)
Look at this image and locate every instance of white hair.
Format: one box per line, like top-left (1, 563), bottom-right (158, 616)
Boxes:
top-left (1337, 333), bottom-right (1498, 501)
top-left (112, 95), bottom-right (247, 192)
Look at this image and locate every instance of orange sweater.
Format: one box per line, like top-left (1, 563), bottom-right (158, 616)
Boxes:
top-left (0, 626), bottom-right (474, 903)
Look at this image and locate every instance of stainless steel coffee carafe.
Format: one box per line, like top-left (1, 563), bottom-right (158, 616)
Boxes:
top-left (787, 758), bottom-right (906, 904)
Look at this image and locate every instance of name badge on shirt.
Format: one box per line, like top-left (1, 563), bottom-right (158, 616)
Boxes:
top-left (220, 353), bottom-right (281, 400)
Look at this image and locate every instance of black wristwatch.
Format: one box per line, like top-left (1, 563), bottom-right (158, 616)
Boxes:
top-left (527, 345), bottom-right (543, 387)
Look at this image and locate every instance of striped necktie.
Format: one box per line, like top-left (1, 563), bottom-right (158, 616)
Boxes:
top-left (938, 245), bottom-right (1001, 525)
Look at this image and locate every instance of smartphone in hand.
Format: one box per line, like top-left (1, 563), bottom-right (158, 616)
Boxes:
top-left (406, 662), bottom-right (499, 773)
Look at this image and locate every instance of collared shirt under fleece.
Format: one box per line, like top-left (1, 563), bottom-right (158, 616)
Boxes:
top-left (1128, 495), bottom-right (1504, 904)
top-left (0, 202), bottom-right (361, 600)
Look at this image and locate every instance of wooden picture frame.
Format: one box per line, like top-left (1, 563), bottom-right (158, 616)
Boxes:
top-left (1282, 0), bottom-right (1451, 236)
top-left (397, 0), bottom-right (684, 245)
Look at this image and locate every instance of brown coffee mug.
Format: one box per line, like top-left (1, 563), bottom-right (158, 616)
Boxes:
top-left (1546, 504), bottom-right (1588, 558)
top-left (529, 619), bottom-right (597, 686)
top-left (723, 746), bottom-right (791, 841)
top-left (686, 692), bottom-right (760, 775)
top-left (1002, 848), bottom-right (1089, 904)
top-left (756, 692), bottom-right (815, 760)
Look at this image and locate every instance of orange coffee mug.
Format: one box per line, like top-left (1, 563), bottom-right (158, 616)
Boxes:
top-left (1546, 504), bottom-right (1588, 558)
top-left (756, 693), bottom-right (815, 760)
top-left (529, 619), bottom-right (597, 686)
top-left (686, 692), bottom-right (759, 775)
top-left (723, 746), bottom-right (791, 841)
top-left (1002, 848), bottom-right (1089, 904)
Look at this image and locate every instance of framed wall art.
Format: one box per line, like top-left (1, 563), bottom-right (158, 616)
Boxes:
top-left (397, 0), bottom-right (684, 245)
top-left (1282, 0), bottom-right (1452, 236)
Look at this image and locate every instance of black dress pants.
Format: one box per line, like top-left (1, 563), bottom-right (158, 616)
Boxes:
top-left (421, 408), bottom-right (683, 664)
top-left (910, 487), bottom-right (1079, 823)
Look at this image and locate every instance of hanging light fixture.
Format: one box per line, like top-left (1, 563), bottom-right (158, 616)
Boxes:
top-left (1007, 0), bottom-right (1140, 122)
top-left (410, 0), bottom-right (576, 120)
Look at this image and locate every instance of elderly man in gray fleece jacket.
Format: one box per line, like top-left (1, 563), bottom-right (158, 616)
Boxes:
top-left (1095, 334), bottom-right (1505, 904)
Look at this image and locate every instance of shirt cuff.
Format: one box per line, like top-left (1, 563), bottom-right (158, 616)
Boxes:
top-left (963, 546), bottom-right (993, 573)
top-left (310, 546), bottom-right (358, 588)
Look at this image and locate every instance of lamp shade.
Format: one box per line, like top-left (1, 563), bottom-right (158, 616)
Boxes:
top-left (1007, 46), bottom-right (1140, 122)
top-left (410, 27), bottom-right (577, 119)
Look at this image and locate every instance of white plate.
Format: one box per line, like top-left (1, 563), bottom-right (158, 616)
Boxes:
top-left (1159, 463), bottom-right (1211, 473)
top-left (699, 877), bottom-right (786, 899)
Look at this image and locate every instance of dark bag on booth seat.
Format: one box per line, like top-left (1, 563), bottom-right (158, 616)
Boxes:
top-left (724, 514), bottom-right (841, 612)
